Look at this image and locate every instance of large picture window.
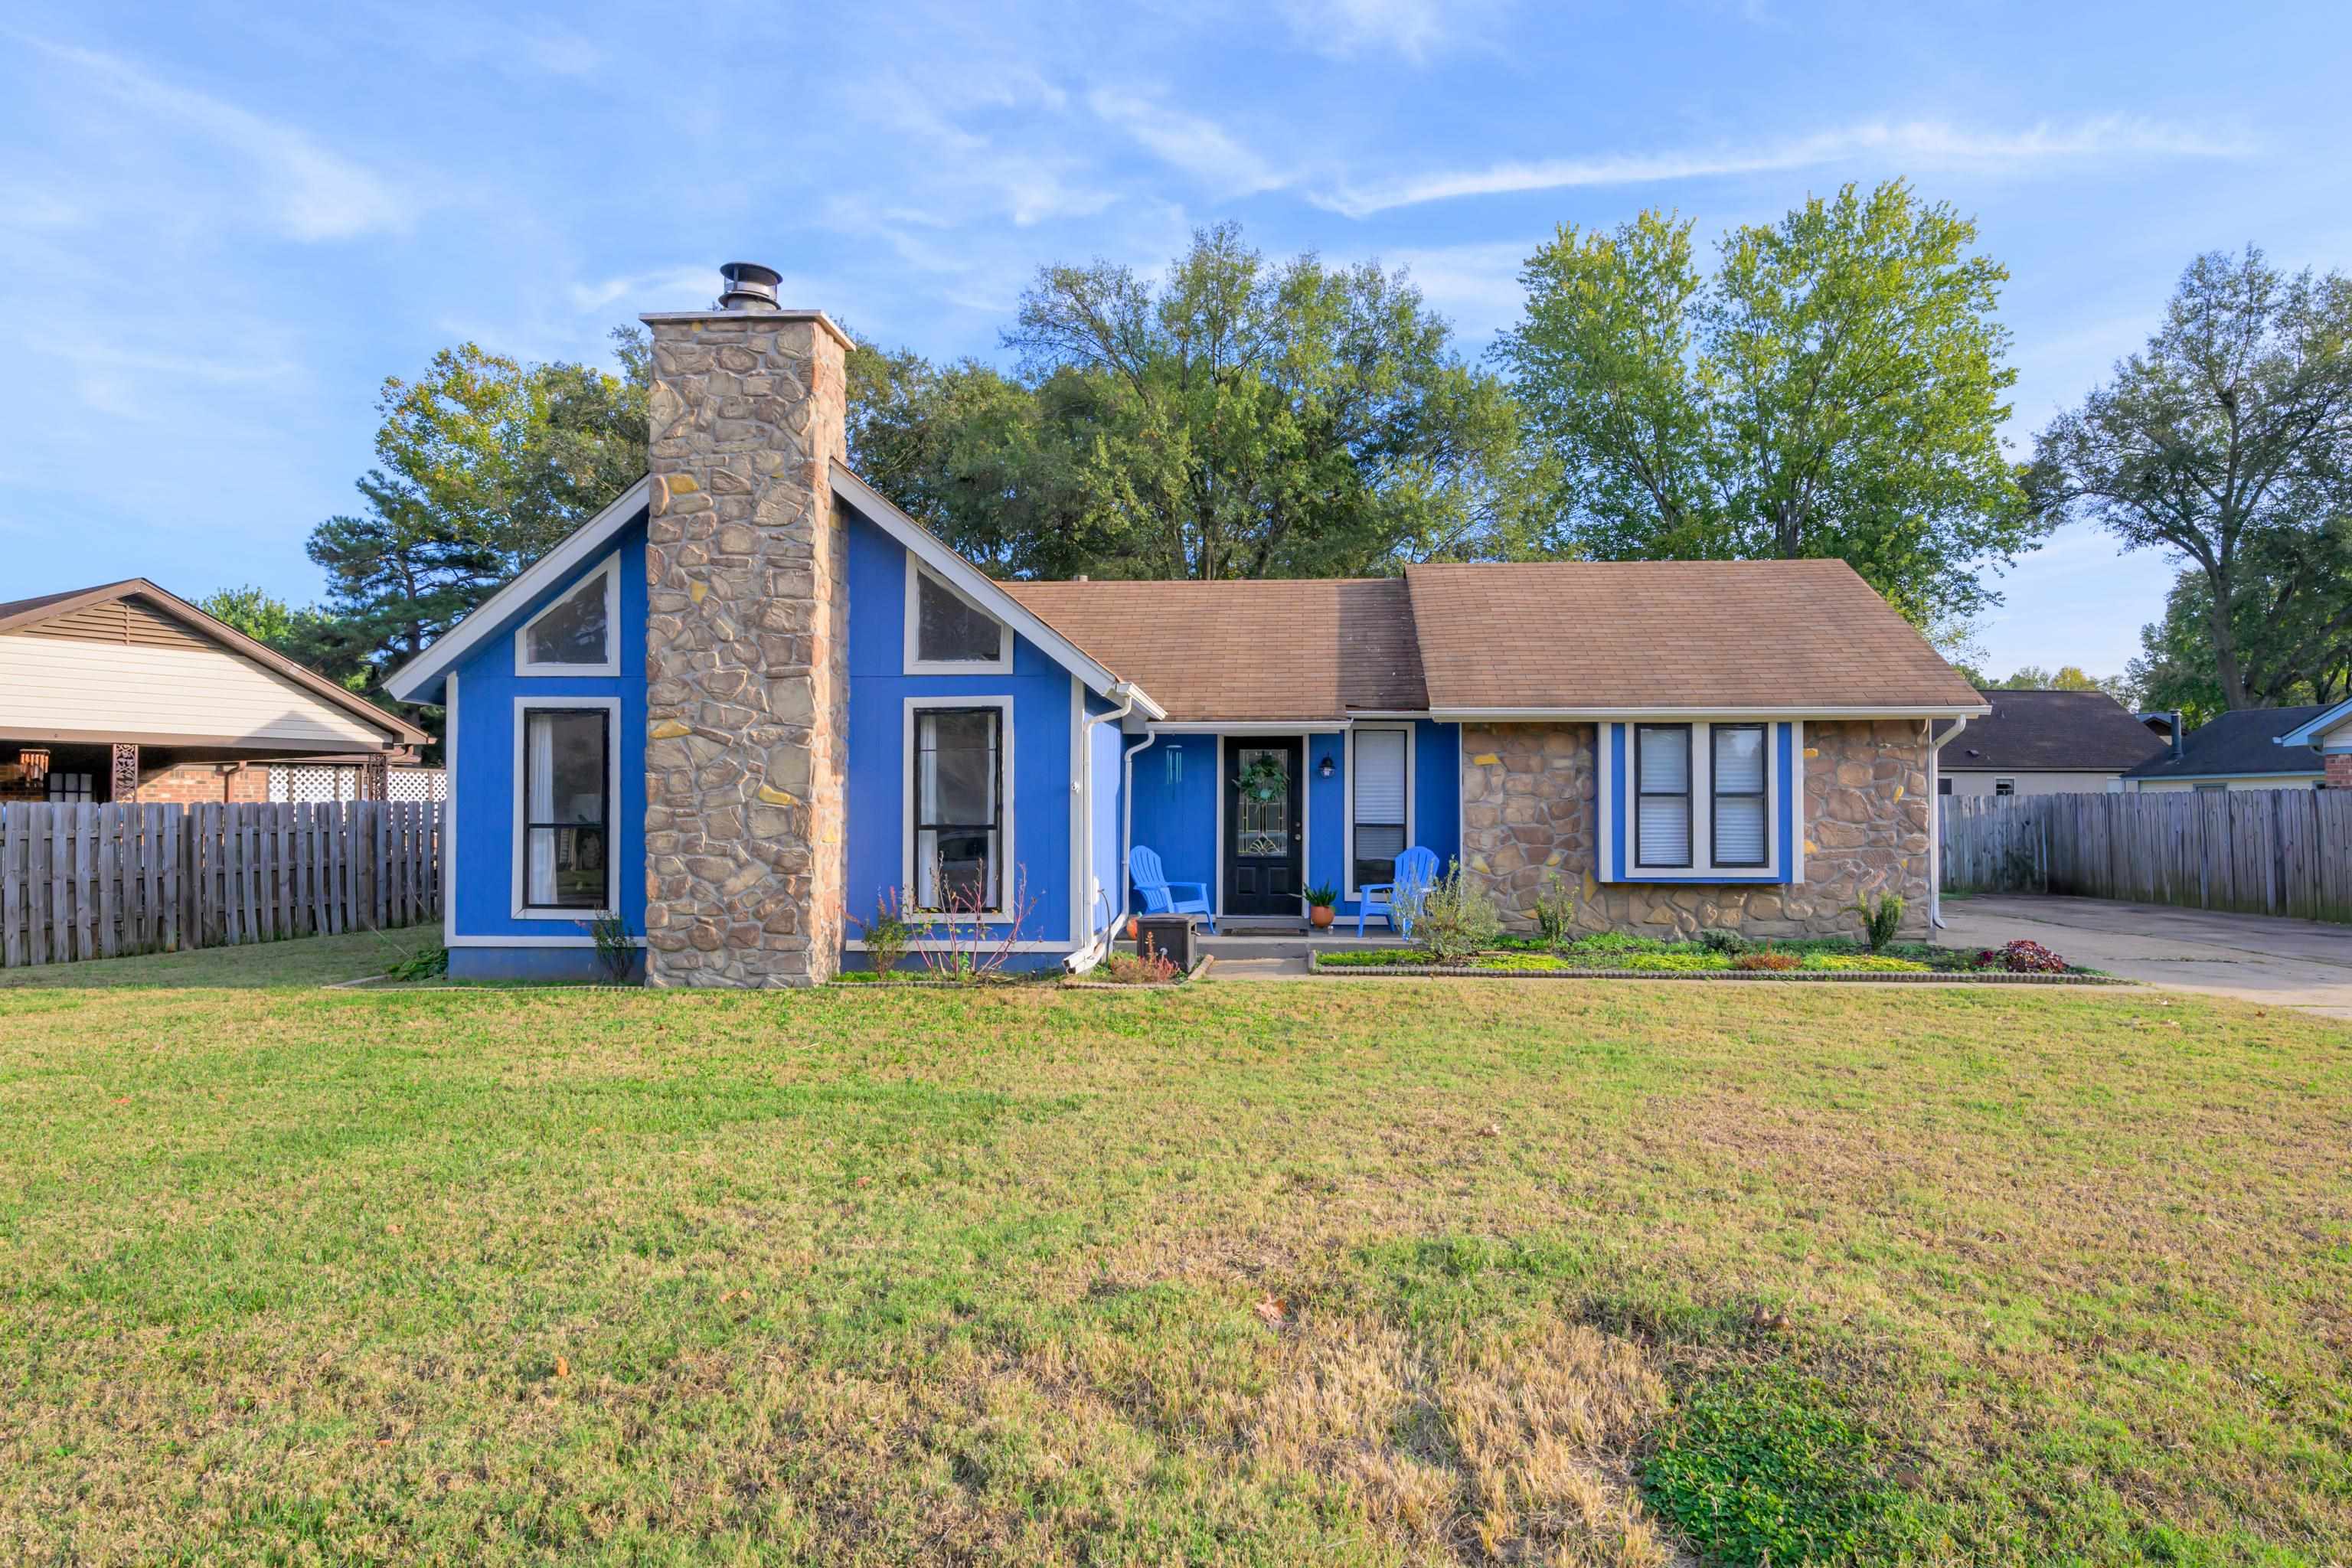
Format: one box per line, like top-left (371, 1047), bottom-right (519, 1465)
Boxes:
top-left (521, 707), bottom-right (610, 910)
top-left (1634, 724), bottom-right (1693, 869)
top-left (1350, 727), bottom-right (1410, 892)
top-left (912, 705), bottom-right (1003, 910)
top-left (1710, 724), bottom-right (1768, 867)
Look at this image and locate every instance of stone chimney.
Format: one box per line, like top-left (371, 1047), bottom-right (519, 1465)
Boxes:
top-left (640, 264), bottom-right (853, 986)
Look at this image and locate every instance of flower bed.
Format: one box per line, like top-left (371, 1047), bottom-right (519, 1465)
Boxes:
top-left (1312, 933), bottom-right (2115, 982)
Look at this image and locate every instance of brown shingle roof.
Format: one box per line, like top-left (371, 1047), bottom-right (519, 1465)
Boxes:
top-left (998, 577), bottom-right (1427, 720)
top-left (996, 558), bottom-right (1980, 720)
top-left (1403, 559), bottom-right (1984, 713)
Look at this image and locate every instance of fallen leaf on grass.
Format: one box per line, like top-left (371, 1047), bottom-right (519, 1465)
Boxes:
top-left (1254, 1294), bottom-right (1289, 1329)
top-left (554, 1355), bottom-right (570, 1379)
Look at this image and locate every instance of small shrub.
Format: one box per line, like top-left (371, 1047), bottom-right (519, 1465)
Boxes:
top-left (1851, 893), bottom-right (1904, 953)
top-left (1406, 861), bottom-right (1503, 964)
top-left (385, 946), bottom-right (447, 982)
top-left (588, 913), bottom-right (636, 983)
top-left (1566, 930), bottom-right (1670, 956)
top-left (849, 887), bottom-right (915, 979)
top-left (1975, 939), bottom-right (2068, 974)
top-left (1099, 941), bottom-right (1180, 984)
top-left (1533, 870), bottom-right (1579, 950)
top-left (1733, 946), bottom-right (1801, 972)
top-left (1698, 926), bottom-right (1750, 956)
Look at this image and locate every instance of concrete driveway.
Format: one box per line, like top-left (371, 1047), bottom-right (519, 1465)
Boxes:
top-left (1941, 895), bottom-right (2352, 1020)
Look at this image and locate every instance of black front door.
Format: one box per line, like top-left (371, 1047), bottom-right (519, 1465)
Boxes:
top-left (1224, 739), bottom-right (1303, 918)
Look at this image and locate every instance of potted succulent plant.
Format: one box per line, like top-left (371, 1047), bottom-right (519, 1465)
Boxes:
top-left (1302, 882), bottom-right (1340, 931)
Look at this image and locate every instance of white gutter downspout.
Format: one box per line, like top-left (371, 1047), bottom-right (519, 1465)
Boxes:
top-left (1928, 715), bottom-right (1967, 929)
top-left (1119, 727), bottom-right (1165, 950)
top-left (1064, 681), bottom-right (1138, 975)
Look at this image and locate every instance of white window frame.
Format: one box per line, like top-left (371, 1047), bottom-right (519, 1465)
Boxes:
top-left (509, 695), bottom-right (622, 922)
top-left (903, 556), bottom-right (1012, 675)
top-left (1342, 723), bottom-right (1416, 900)
top-left (514, 551), bottom-right (621, 678)
top-left (901, 694), bottom-right (1017, 923)
top-left (1602, 720), bottom-right (1785, 881)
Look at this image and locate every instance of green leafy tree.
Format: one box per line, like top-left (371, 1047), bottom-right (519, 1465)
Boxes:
top-left (2029, 247), bottom-right (2352, 708)
top-left (307, 328), bottom-right (649, 684)
top-left (2127, 546), bottom-right (2352, 727)
top-left (1979, 665), bottom-right (2137, 703)
top-left (877, 221), bottom-right (1548, 580)
top-left (1498, 181), bottom-right (2040, 626)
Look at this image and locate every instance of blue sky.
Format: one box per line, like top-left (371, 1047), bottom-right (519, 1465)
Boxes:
top-left (5, 0), bottom-right (2348, 681)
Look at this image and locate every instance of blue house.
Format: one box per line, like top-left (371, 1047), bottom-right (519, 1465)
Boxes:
top-left (387, 263), bottom-right (1988, 986)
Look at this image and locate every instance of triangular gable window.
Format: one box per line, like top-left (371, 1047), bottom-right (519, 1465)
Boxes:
top-left (903, 557), bottom-right (1011, 673)
top-left (516, 554), bottom-right (619, 676)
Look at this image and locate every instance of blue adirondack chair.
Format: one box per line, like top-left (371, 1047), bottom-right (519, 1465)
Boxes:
top-left (1129, 845), bottom-right (1215, 934)
top-left (1357, 845), bottom-right (1440, 937)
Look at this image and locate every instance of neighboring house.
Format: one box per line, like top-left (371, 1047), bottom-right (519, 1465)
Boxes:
top-left (384, 263), bottom-right (1990, 985)
top-left (0, 580), bottom-right (427, 805)
top-left (2125, 704), bottom-right (2338, 792)
top-left (1936, 689), bottom-right (2168, 797)
top-left (2275, 699), bottom-right (2352, 789)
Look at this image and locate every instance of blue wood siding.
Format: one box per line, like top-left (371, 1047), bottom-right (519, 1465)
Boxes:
top-left (446, 514), bottom-right (648, 981)
top-left (840, 508), bottom-right (1076, 955)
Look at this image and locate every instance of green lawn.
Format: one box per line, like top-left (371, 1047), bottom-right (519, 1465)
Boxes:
top-left (2, 938), bottom-right (2348, 1565)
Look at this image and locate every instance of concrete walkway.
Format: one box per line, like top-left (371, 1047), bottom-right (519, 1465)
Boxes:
top-left (1940, 894), bottom-right (2352, 1020)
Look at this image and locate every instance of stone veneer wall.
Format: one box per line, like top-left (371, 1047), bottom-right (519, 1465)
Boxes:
top-left (1459, 720), bottom-right (1932, 940)
top-left (641, 309), bottom-right (851, 987)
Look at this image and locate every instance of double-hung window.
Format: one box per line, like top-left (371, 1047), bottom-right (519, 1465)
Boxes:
top-left (911, 704), bottom-right (1004, 911)
top-left (519, 705), bottom-right (612, 912)
top-left (1350, 727), bottom-right (1410, 893)
top-left (1635, 724), bottom-right (1693, 869)
top-left (1710, 724), bottom-right (1769, 868)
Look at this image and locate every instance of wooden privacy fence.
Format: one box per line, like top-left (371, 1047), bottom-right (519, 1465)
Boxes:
top-left (0, 800), bottom-right (443, 968)
top-left (1941, 790), bottom-right (2352, 923)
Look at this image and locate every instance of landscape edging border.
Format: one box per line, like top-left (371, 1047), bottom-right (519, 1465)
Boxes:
top-left (1305, 953), bottom-right (2120, 983)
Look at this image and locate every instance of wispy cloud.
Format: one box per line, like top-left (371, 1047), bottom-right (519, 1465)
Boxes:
top-left (1086, 88), bottom-right (1291, 197)
top-left (1276, 0), bottom-right (1507, 62)
top-left (1318, 116), bottom-right (2253, 217)
top-left (25, 39), bottom-right (415, 240)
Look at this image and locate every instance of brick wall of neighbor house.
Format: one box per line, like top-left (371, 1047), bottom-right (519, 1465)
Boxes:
top-left (640, 307), bottom-right (850, 987)
top-left (2328, 753), bottom-right (2352, 789)
top-left (136, 762), bottom-right (271, 805)
top-left (1459, 720), bottom-right (1932, 940)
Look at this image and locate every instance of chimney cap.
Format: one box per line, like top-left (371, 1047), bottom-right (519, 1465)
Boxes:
top-left (718, 261), bottom-right (782, 311)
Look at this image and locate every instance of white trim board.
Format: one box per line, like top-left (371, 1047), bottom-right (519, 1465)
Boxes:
top-left (832, 467), bottom-right (1165, 720)
top-left (509, 695), bottom-right (624, 922)
top-left (514, 551), bottom-right (622, 678)
top-left (387, 476), bottom-right (650, 702)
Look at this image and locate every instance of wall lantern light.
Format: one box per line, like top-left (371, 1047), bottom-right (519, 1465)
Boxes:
top-left (1318, 753), bottom-right (1335, 779)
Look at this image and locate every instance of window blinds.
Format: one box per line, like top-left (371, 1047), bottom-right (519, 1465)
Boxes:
top-left (1635, 726), bottom-right (1691, 866)
top-left (1711, 726), bottom-right (1767, 866)
top-left (1354, 730), bottom-right (1406, 822)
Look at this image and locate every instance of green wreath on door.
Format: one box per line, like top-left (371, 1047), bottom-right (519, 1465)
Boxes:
top-left (1238, 753), bottom-right (1290, 804)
